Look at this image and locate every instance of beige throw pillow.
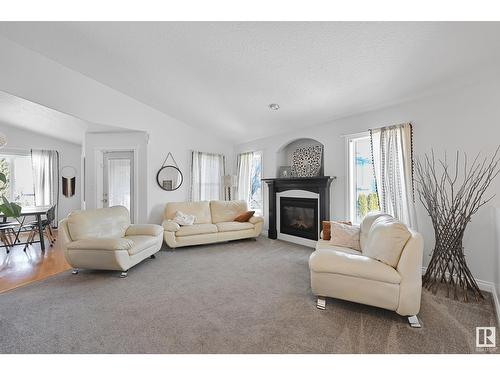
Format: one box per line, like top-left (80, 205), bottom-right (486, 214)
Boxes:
top-left (329, 221), bottom-right (361, 251)
top-left (363, 216), bottom-right (411, 268)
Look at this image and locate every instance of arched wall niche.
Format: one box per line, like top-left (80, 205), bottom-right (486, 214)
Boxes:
top-left (276, 138), bottom-right (324, 177)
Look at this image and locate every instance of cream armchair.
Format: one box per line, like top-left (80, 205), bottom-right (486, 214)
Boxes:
top-left (309, 213), bottom-right (423, 326)
top-left (59, 206), bottom-right (164, 277)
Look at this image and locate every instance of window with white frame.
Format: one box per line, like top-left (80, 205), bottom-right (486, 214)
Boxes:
top-left (237, 151), bottom-right (263, 214)
top-left (346, 133), bottom-right (379, 224)
top-left (0, 151), bottom-right (35, 207)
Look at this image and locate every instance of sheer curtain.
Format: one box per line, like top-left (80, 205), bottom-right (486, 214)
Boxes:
top-left (190, 151), bottom-right (225, 201)
top-left (370, 123), bottom-right (417, 228)
top-left (237, 152), bottom-right (253, 203)
top-left (31, 149), bottom-right (59, 222)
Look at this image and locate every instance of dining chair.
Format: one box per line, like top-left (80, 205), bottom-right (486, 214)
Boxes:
top-left (0, 222), bottom-right (19, 254)
top-left (23, 206), bottom-right (56, 251)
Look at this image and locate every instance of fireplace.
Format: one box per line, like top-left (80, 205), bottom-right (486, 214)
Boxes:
top-left (280, 197), bottom-right (318, 240)
top-left (262, 177), bottom-right (334, 244)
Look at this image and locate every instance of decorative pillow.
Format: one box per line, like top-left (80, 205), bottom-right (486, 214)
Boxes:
top-left (173, 211), bottom-right (196, 226)
top-left (234, 210), bottom-right (255, 222)
top-left (322, 220), bottom-right (352, 241)
top-left (329, 221), bottom-right (361, 251)
top-left (363, 216), bottom-right (411, 268)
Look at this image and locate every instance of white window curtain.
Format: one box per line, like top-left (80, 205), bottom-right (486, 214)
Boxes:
top-left (236, 152), bottom-right (253, 203)
top-left (370, 123), bottom-right (417, 228)
top-left (31, 149), bottom-right (59, 222)
top-left (190, 151), bottom-right (225, 201)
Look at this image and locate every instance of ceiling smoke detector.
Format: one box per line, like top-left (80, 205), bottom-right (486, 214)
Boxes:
top-left (268, 103), bottom-right (280, 111)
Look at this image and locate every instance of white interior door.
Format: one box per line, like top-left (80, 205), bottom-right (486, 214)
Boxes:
top-left (103, 151), bottom-right (134, 221)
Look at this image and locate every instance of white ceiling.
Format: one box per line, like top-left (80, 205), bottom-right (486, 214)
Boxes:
top-left (1, 22), bottom-right (500, 142)
top-left (0, 90), bottom-right (126, 144)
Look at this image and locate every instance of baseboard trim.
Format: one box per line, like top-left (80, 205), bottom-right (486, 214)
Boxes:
top-left (421, 267), bottom-right (500, 325)
top-left (493, 286), bottom-right (500, 326)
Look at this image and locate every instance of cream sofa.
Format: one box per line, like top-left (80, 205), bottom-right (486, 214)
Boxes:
top-left (60, 206), bottom-right (164, 277)
top-left (309, 212), bottom-right (423, 326)
top-left (162, 200), bottom-right (264, 248)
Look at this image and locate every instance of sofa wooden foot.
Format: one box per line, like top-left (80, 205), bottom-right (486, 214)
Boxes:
top-left (408, 315), bottom-right (421, 328)
top-left (120, 271), bottom-right (128, 278)
top-left (150, 254), bottom-right (156, 259)
top-left (316, 296), bottom-right (326, 310)
top-left (71, 268), bottom-right (79, 275)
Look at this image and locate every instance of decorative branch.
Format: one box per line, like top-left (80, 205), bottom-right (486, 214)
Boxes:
top-left (414, 146), bottom-right (500, 301)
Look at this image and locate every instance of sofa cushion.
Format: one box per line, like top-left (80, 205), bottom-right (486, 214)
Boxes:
top-left (215, 221), bottom-right (254, 232)
top-left (210, 200), bottom-right (248, 223)
top-left (67, 237), bottom-right (133, 251)
top-left (360, 212), bottom-right (391, 251)
top-left (309, 249), bottom-right (401, 284)
top-left (175, 223), bottom-right (218, 237)
top-left (125, 235), bottom-right (160, 255)
top-left (363, 216), bottom-right (411, 268)
top-left (165, 201), bottom-right (212, 224)
top-left (329, 222), bottom-right (361, 251)
top-left (315, 240), bottom-right (361, 255)
top-left (67, 206), bottom-right (131, 241)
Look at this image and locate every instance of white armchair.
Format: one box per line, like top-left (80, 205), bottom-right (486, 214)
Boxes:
top-left (59, 206), bottom-right (164, 277)
top-left (309, 212), bottom-right (423, 326)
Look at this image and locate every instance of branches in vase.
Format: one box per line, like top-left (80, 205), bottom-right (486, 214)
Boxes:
top-left (414, 146), bottom-right (500, 302)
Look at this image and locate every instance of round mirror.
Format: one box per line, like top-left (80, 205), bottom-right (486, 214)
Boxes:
top-left (156, 165), bottom-right (183, 191)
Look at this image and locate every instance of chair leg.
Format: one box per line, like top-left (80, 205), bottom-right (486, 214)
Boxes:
top-left (316, 296), bottom-right (326, 310)
top-left (45, 227), bottom-right (54, 246)
top-left (1, 232), bottom-right (11, 253)
top-left (408, 315), bottom-right (422, 328)
top-left (120, 271), bottom-right (128, 278)
top-left (72, 268), bottom-right (79, 275)
top-left (24, 230), bottom-right (34, 251)
top-left (49, 226), bottom-right (57, 243)
top-left (47, 226), bottom-right (55, 243)
top-left (150, 254), bottom-right (156, 259)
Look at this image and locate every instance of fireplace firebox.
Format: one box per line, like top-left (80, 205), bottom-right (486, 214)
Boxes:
top-left (280, 197), bottom-right (318, 240)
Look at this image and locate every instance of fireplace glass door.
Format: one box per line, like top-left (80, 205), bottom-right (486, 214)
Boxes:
top-left (280, 197), bottom-right (319, 240)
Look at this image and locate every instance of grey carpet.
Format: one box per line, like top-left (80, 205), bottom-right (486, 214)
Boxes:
top-left (0, 236), bottom-right (498, 354)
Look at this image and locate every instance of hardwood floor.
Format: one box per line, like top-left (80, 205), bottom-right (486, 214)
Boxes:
top-left (0, 230), bottom-right (71, 294)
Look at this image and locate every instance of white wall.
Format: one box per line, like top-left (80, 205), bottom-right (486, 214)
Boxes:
top-left (0, 36), bottom-right (233, 225)
top-left (0, 121), bottom-right (82, 220)
top-left (235, 74), bottom-right (500, 286)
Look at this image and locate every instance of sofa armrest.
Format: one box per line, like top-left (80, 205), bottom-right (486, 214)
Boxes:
top-left (126, 224), bottom-right (164, 237)
top-left (249, 215), bottom-right (264, 224)
top-left (162, 219), bottom-right (180, 232)
top-left (395, 231), bottom-right (424, 316)
top-left (67, 238), bottom-right (134, 251)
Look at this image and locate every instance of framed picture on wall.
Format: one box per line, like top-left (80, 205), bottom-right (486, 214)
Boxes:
top-left (278, 166), bottom-right (292, 178)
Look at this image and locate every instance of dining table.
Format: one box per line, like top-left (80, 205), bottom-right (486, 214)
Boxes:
top-left (0, 205), bottom-right (53, 251)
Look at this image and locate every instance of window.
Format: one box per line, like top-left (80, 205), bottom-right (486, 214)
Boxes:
top-left (190, 151), bottom-right (225, 201)
top-left (0, 151), bottom-right (35, 207)
top-left (346, 133), bottom-right (379, 224)
top-left (237, 151), bottom-right (263, 214)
